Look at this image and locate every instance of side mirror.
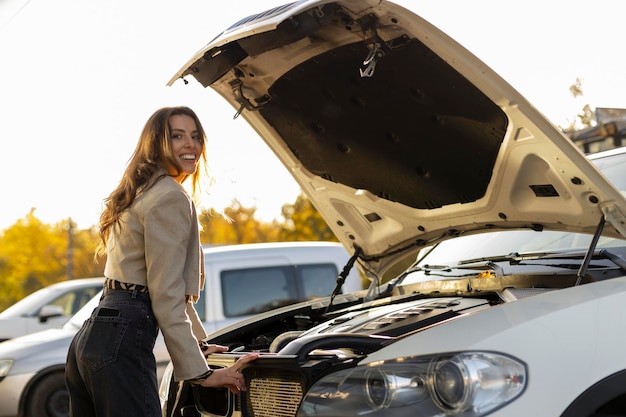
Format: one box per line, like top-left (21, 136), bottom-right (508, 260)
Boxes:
top-left (38, 305), bottom-right (65, 323)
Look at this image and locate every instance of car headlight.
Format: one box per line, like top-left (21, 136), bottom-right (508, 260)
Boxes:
top-left (297, 351), bottom-right (526, 416)
top-left (0, 360), bottom-right (13, 381)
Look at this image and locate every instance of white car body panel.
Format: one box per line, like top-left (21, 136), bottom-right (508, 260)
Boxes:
top-left (0, 373), bottom-right (32, 416)
top-left (363, 277), bottom-right (626, 414)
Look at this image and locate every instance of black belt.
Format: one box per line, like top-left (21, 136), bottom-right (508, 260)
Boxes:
top-left (104, 278), bottom-right (148, 294)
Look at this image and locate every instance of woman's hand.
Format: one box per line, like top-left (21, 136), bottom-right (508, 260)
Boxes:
top-left (198, 353), bottom-right (259, 394)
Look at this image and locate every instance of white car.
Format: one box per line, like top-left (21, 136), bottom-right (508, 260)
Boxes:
top-left (0, 291), bottom-right (106, 417)
top-left (0, 278), bottom-right (104, 342)
top-left (160, 1), bottom-right (626, 417)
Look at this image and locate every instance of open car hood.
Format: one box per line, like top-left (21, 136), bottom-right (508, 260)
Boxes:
top-left (169, 0), bottom-right (626, 277)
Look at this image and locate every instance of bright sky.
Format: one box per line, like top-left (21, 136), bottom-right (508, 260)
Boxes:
top-left (2, 0), bottom-right (626, 231)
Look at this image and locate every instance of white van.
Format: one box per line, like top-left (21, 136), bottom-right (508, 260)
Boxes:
top-left (196, 241), bottom-right (362, 333)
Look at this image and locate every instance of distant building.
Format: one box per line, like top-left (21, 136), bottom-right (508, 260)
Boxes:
top-left (567, 108), bottom-right (626, 154)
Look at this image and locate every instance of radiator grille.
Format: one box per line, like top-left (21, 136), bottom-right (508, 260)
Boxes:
top-left (245, 369), bottom-right (305, 417)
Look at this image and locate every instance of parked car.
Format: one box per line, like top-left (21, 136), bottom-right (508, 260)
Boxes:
top-left (0, 291), bottom-right (105, 417)
top-left (0, 278), bottom-right (104, 342)
top-left (0, 242), bottom-right (358, 417)
top-left (160, 1), bottom-right (626, 417)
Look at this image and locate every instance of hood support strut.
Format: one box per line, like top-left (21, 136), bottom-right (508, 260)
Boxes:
top-left (326, 245), bottom-right (363, 313)
top-left (575, 216), bottom-right (606, 286)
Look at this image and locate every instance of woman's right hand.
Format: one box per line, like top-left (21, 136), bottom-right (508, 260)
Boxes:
top-left (197, 353), bottom-right (259, 394)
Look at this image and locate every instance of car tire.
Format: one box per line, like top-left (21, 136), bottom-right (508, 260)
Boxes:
top-left (25, 372), bottom-right (69, 417)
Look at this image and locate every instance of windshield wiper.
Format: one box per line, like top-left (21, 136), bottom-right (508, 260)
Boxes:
top-left (379, 216), bottom-right (626, 297)
top-left (457, 251), bottom-right (609, 271)
top-left (457, 250), bottom-right (626, 275)
top-left (455, 218), bottom-right (626, 285)
top-left (598, 248), bottom-right (626, 271)
top-left (458, 251), bottom-right (576, 265)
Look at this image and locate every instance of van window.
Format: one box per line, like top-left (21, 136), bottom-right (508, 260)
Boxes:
top-left (220, 263), bottom-right (340, 318)
top-left (299, 264), bottom-right (341, 298)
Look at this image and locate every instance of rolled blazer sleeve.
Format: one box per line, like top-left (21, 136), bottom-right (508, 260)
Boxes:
top-left (143, 185), bottom-right (209, 381)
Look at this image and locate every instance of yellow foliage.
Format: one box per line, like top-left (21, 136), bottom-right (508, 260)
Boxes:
top-left (0, 210), bottom-right (104, 311)
top-left (0, 195), bottom-right (333, 310)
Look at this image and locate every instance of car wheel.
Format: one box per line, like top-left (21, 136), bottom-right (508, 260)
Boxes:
top-left (25, 372), bottom-right (69, 417)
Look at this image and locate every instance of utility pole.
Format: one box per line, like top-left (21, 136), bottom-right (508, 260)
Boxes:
top-left (67, 218), bottom-right (74, 280)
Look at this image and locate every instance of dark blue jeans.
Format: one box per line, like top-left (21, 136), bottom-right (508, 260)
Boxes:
top-left (66, 289), bottom-right (160, 417)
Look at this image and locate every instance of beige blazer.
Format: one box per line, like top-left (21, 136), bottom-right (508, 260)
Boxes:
top-left (104, 173), bottom-right (209, 381)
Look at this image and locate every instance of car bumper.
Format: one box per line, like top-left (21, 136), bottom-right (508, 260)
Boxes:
top-left (0, 372), bottom-right (34, 416)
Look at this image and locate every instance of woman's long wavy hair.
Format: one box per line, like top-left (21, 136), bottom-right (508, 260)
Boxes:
top-left (96, 106), bottom-right (207, 256)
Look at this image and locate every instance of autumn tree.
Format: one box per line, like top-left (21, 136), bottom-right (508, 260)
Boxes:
top-left (199, 196), bottom-right (336, 245)
top-left (199, 200), bottom-right (280, 244)
top-left (0, 210), bottom-right (104, 310)
top-left (70, 225), bottom-right (105, 279)
top-left (279, 194), bottom-right (337, 242)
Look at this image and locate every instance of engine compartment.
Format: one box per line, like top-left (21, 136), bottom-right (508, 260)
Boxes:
top-left (199, 265), bottom-right (609, 355)
top-left (162, 264), bottom-right (624, 417)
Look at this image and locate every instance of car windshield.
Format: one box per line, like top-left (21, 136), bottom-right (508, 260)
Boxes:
top-left (403, 149), bottom-right (626, 281)
top-left (64, 291), bottom-right (101, 330)
top-left (413, 230), bottom-right (624, 267)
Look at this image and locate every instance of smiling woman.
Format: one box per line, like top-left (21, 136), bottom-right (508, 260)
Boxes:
top-left (170, 121), bottom-right (200, 167)
top-left (65, 106), bottom-right (257, 417)
top-left (165, 113), bottom-right (205, 183)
